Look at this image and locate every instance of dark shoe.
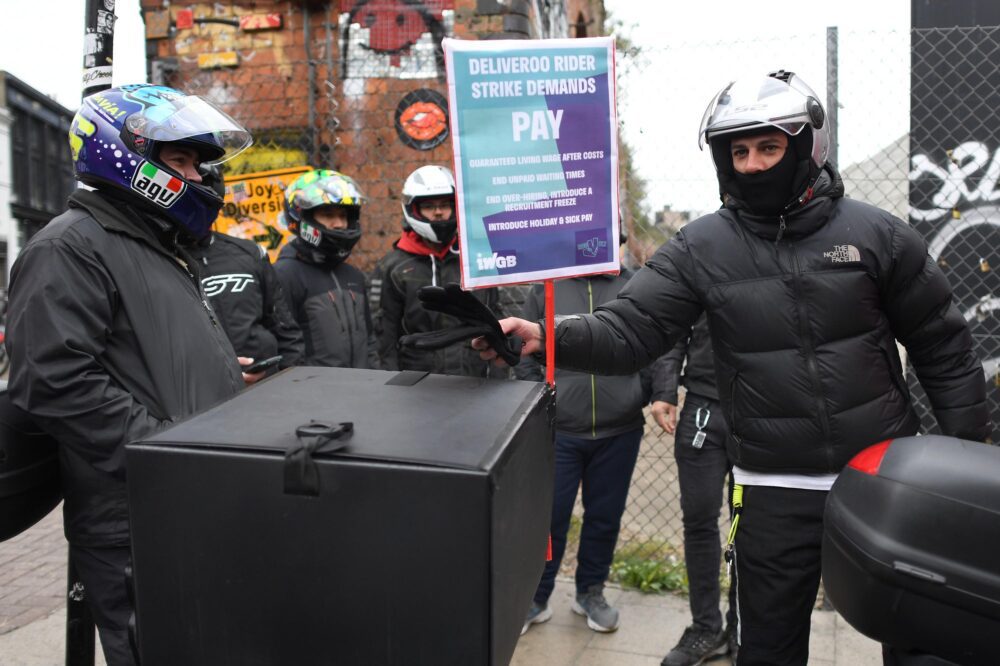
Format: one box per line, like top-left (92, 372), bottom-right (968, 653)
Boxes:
top-left (520, 601), bottom-right (552, 636)
top-left (660, 624), bottom-right (730, 666)
top-left (728, 625), bottom-right (738, 663)
top-left (571, 584), bottom-right (620, 632)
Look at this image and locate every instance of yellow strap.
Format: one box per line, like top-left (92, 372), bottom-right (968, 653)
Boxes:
top-left (726, 483), bottom-right (744, 547)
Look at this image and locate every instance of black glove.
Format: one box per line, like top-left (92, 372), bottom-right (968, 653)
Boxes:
top-left (397, 283), bottom-right (522, 366)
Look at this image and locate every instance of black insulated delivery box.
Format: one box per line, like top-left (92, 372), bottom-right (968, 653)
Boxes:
top-left (823, 434), bottom-right (1000, 666)
top-left (126, 367), bottom-right (555, 666)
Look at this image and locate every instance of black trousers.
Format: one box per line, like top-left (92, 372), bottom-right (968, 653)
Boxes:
top-left (674, 393), bottom-right (736, 634)
top-left (732, 485), bottom-right (827, 666)
top-left (70, 544), bottom-right (137, 666)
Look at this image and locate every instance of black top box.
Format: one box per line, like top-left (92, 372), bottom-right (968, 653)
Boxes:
top-left (126, 367), bottom-right (555, 666)
top-left (823, 434), bottom-right (1000, 666)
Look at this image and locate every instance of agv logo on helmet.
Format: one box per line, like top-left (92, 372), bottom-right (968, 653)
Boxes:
top-left (131, 161), bottom-right (187, 208)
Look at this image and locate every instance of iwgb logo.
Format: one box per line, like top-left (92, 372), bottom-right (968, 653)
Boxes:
top-left (131, 161), bottom-right (186, 208)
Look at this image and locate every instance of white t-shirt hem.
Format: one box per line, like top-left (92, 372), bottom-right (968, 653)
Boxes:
top-left (732, 466), bottom-right (839, 492)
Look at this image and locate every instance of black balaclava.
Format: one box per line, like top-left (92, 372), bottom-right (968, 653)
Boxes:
top-left (732, 142), bottom-right (798, 216)
top-left (713, 127), bottom-right (815, 217)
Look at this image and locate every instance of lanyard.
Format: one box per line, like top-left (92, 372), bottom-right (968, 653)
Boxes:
top-left (691, 407), bottom-right (710, 449)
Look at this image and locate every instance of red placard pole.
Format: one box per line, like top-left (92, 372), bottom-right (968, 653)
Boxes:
top-left (544, 280), bottom-right (556, 387)
top-left (544, 279), bottom-right (555, 561)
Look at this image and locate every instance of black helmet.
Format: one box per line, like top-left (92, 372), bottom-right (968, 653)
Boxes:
top-left (281, 169), bottom-right (364, 264)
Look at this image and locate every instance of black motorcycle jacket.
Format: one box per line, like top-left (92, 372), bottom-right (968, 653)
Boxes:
top-left (274, 241), bottom-right (378, 369)
top-left (186, 232), bottom-right (304, 371)
top-left (547, 167), bottom-right (989, 473)
top-left (369, 232), bottom-right (502, 377)
top-left (6, 189), bottom-right (244, 546)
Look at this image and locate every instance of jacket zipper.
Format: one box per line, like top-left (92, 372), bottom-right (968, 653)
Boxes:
top-left (788, 242), bottom-right (835, 469)
top-left (329, 270), bottom-right (355, 363)
top-left (588, 281), bottom-right (597, 437)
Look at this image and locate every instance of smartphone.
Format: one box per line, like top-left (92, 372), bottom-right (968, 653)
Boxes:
top-left (242, 355), bottom-right (283, 374)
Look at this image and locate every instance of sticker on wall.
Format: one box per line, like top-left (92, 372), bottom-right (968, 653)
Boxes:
top-left (394, 89), bottom-right (449, 150)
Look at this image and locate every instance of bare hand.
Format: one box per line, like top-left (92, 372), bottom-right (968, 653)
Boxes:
top-left (471, 317), bottom-right (543, 367)
top-left (651, 401), bottom-right (678, 435)
top-left (238, 356), bottom-right (266, 386)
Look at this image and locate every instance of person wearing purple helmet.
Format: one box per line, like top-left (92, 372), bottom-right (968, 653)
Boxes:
top-left (5, 84), bottom-right (253, 665)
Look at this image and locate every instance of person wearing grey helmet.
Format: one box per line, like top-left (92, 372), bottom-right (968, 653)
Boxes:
top-left (473, 70), bottom-right (988, 665)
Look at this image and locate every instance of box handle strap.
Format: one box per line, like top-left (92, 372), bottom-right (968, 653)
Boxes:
top-left (284, 421), bottom-right (353, 496)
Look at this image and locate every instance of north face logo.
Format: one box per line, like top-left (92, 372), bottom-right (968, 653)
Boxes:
top-left (823, 244), bottom-right (861, 263)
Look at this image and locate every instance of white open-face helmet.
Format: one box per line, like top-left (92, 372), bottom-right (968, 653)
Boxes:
top-left (402, 165), bottom-right (457, 244)
top-left (698, 70), bottom-right (830, 175)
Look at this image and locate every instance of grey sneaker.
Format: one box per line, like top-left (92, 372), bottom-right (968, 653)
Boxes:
top-left (571, 585), bottom-right (620, 632)
top-left (520, 601), bottom-right (552, 635)
top-left (660, 624), bottom-right (729, 666)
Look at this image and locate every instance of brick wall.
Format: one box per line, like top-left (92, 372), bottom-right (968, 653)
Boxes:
top-left (141, 0), bottom-right (605, 268)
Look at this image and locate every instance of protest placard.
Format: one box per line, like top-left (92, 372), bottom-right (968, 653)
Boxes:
top-left (444, 37), bottom-right (619, 288)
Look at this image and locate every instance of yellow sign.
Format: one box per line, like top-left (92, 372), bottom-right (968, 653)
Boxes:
top-left (215, 166), bottom-right (313, 262)
top-left (198, 51), bottom-right (239, 69)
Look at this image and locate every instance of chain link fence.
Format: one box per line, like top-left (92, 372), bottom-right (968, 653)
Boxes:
top-left (161, 24), bottom-right (998, 584)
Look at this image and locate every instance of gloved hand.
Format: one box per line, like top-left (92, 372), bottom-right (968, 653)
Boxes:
top-left (398, 282), bottom-right (522, 366)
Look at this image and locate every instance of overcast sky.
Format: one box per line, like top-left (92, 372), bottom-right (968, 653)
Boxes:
top-left (0, 0), bottom-right (147, 110)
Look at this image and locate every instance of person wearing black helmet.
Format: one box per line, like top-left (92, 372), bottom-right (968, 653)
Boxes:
top-left (273, 169), bottom-right (377, 368)
top-left (474, 70), bottom-right (988, 665)
top-left (184, 169), bottom-right (305, 377)
top-left (5, 84), bottom-right (254, 665)
top-left (369, 165), bottom-right (502, 376)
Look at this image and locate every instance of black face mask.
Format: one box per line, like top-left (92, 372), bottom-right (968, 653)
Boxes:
top-left (732, 144), bottom-right (799, 216)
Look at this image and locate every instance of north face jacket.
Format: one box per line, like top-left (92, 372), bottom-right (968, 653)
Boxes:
top-left (369, 232), bottom-right (502, 377)
top-left (187, 232), bottom-right (304, 371)
top-left (6, 189), bottom-right (245, 546)
top-left (515, 271), bottom-right (652, 438)
top-left (549, 167), bottom-right (989, 473)
top-left (274, 241), bottom-right (378, 369)
top-left (652, 314), bottom-right (719, 404)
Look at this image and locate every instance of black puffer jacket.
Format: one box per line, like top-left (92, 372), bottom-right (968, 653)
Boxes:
top-left (652, 315), bottom-right (718, 404)
top-left (370, 234), bottom-right (501, 377)
top-left (6, 190), bottom-right (245, 546)
top-left (550, 167), bottom-right (989, 473)
top-left (274, 241), bottom-right (378, 369)
top-left (515, 272), bottom-right (652, 438)
top-left (187, 232), bottom-right (304, 371)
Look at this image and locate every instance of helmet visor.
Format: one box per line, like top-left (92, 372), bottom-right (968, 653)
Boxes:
top-left (124, 95), bottom-right (252, 165)
top-left (698, 76), bottom-right (811, 149)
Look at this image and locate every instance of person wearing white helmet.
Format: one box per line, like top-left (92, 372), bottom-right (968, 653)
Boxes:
top-left (369, 165), bottom-right (503, 376)
top-left (473, 71), bottom-right (988, 665)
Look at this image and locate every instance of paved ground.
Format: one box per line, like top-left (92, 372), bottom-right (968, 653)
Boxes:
top-left (0, 508), bottom-right (881, 665)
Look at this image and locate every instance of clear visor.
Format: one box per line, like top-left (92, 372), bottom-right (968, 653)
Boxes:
top-left (124, 95), bottom-right (252, 165)
top-left (698, 75), bottom-right (813, 149)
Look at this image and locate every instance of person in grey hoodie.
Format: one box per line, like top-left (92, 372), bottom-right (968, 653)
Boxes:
top-left (516, 240), bottom-right (653, 637)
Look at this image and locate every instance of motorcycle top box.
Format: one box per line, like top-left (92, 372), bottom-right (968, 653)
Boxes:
top-left (0, 387), bottom-right (61, 543)
top-left (126, 367), bottom-right (555, 666)
top-left (823, 435), bottom-right (1000, 666)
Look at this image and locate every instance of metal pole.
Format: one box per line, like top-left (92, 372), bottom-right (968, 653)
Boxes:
top-left (83, 0), bottom-right (116, 98)
top-left (68, 4), bottom-right (114, 661)
top-left (65, 556), bottom-right (95, 666)
top-left (826, 26), bottom-right (839, 168)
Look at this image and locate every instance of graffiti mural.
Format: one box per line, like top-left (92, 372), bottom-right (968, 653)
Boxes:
top-left (339, 0), bottom-right (454, 79)
top-left (909, 26), bottom-right (1000, 442)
